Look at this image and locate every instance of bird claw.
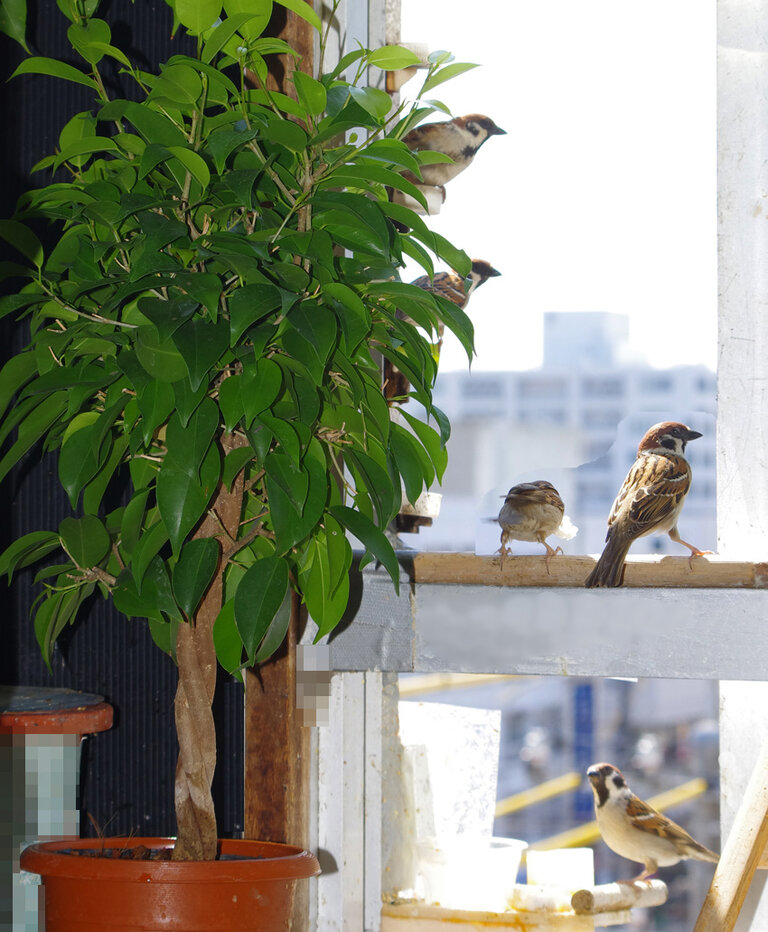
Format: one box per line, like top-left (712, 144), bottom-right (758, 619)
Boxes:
top-left (496, 545), bottom-right (511, 571)
top-left (543, 545), bottom-right (563, 576)
top-left (687, 549), bottom-right (714, 571)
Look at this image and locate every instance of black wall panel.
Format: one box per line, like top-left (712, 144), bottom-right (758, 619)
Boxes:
top-left (0, 0), bottom-right (244, 840)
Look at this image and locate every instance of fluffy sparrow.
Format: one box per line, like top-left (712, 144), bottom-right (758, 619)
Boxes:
top-left (401, 114), bottom-right (506, 195)
top-left (494, 480), bottom-right (577, 571)
top-left (584, 421), bottom-right (710, 588)
top-left (383, 260), bottom-right (501, 403)
top-left (587, 762), bottom-right (718, 881)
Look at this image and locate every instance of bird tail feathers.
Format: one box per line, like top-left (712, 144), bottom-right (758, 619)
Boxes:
top-left (584, 535), bottom-right (631, 588)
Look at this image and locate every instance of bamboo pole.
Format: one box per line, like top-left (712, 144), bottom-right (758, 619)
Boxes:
top-left (693, 743), bottom-right (768, 931)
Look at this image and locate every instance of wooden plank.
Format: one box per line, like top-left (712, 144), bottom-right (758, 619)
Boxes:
top-left (411, 552), bottom-right (768, 588)
top-left (693, 742), bottom-right (768, 931)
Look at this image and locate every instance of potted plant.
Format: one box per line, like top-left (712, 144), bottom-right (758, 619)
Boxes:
top-left (0, 0), bottom-right (476, 926)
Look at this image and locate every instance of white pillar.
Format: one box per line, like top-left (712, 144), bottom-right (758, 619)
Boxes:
top-left (718, 1), bottom-right (768, 926)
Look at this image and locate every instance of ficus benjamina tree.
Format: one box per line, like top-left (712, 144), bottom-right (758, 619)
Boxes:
top-left (0, 0), bottom-right (477, 859)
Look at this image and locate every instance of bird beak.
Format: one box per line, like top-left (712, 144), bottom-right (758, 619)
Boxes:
top-left (492, 126), bottom-right (507, 136)
top-left (488, 266), bottom-right (502, 277)
top-left (685, 429), bottom-right (703, 441)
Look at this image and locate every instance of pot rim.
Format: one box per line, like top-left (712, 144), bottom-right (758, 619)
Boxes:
top-left (21, 837), bottom-right (321, 883)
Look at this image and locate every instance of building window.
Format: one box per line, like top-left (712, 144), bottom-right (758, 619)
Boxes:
top-left (463, 377), bottom-right (503, 399)
top-left (639, 375), bottom-right (673, 393)
top-left (517, 378), bottom-right (567, 400)
top-left (581, 376), bottom-right (624, 398)
top-left (582, 409), bottom-right (623, 429)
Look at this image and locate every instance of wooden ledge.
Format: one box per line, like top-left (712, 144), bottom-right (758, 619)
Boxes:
top-left (408, 552), bottom-right (768, 589)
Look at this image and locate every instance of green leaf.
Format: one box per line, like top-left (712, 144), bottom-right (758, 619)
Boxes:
top-left (213, 599), bottom-right (244, 679)
top-left (421, 61), bottom-right (479, 95)
top-left (157, 464), bottom-right (213, 555)
top-left (0, 393), bottom-right (68, 484)
top-left (136, 326), bottom-right (189, 383)
top-left (174, 0), bottom-right (222, 33)
top-left (222, 444), bottom-right (254, 489)
top-left (233, 555), bottom-right (289, 660)
top-left (367, 45), bottom-right (421, 70)
top-left (124, 100), bottom-right (187, 147)
top-left (390, 423), bottom-right (427, 504)
top-left (131, 520), bottom-right (170, 589)
top-left (348, 86), bottom-right (392, 121)
top-left (0, 531), bottom-right (61, 581)
top-left (330, 505), bottom-right (400, 594)
top-left (399, 409), bottom-right (448, 481)
top-left (11, 56), bottom-right (99, 91)
top-left (171, 318), bottom-right (229, 392)
top-left (292, 71), bottom-right (327, 116)
top-left (167, 145), bottom-right (211, 190)
top-left (228, 283), bottom-right (282, 343)
top-left (0, 220), bottom-right (43, 267)
top-left (59, 515), bottom-right (111, 568)
top-left (0, 0), bottom-right (29, 51)
top-left (137, 379), bottom-right (176, 444)
top-left (254, 587), bottom-right (292, 661)
top-left (173, 537), bottom-right (220, 618)
top-left (165, 398), bottom-right (220, 476)
top-left (67, 18), bottom-right (111, 64)
top-left (222, 0), bottom-right (273, 41)
top-left (0, 353), bottom-right (37, 419)
top-left (119, 490), bottom-right (151, 559)
top-left (273, 0), bottom-right (321, 32)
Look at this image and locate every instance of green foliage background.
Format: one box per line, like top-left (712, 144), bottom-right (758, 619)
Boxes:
top-left (0, 0), bottom-right (476, 679)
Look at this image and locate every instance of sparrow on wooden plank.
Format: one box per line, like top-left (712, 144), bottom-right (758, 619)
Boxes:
top-left (492, 480), bottom-right (577, 572)
top-left (584, 422), bottom-right (710, 588)
top-left (587, 762), bottom-right (718, 882)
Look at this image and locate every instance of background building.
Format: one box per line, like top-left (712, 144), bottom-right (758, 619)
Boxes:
top-left (406, 311), bottom-right (717, 558)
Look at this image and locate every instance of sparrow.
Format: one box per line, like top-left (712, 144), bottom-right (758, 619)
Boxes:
top-left (587, 762), bottom-right (718, 882)
top-left (383, 260), bottom-right (501, 403)
top-left (493, 480), bottom-right (578, 571)
top-left (584, 421), bottom-right (710, 588)
top-left (400, 114), bottom-right (506, 199)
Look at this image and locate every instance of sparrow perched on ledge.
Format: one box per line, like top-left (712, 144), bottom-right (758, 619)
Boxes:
top-left (383, 260), bottom-right (501, 403)
top-left (587, 762), bottom-right (718, 882)
top-left (493, 480), bottom-right (577, 571)
top-left (401, 114), bottom-right (506, 195)
top-left (585, 422), bottom-right (710, 588)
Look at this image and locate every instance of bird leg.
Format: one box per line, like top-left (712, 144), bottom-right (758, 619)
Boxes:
top-left (668, 528), bottom-right (713, 569)
top-left (539, 539), bottom-right (563, 576)
top-left (497, 532), bottom-right (511, 571)
top-left (617, 861), bottom-right (657, 886)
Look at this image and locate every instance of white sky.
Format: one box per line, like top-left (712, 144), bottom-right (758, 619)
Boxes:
top-left (398, 0), bottom-right (717, 373)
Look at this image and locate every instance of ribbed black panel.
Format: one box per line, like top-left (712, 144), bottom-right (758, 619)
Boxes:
top-left (0, 1), bottom-right (244, 840)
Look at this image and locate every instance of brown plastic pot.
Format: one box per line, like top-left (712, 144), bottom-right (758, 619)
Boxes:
top-left (21, 836), bottom-right (321, 931)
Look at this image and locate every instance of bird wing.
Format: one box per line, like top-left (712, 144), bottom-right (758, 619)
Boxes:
top-left (506, 482), bottom-right (565, 516)
top-left (625, 794), bottom-right (717, 859)
top-left (607, 453), bottom-right (691, 539)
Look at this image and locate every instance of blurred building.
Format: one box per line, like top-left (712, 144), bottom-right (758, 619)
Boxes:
top-left (407, 312), bottom-right (717, 556)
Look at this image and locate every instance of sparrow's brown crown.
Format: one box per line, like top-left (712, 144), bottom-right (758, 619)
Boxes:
top-left (637, 421), bottom-right (702, 456)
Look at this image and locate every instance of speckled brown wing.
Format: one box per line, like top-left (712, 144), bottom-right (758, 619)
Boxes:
top-left (608, 452), bottom-right (691, 541)
top-left (410, 271), bottom-right (467, 308)
top-left (625, 794), bottom-right (718, 860)
top-left (505, 481), bottom-right (565, 517)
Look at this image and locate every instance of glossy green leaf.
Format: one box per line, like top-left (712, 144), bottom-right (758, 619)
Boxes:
top-left (0, 220), bottom-right (43, 267)
top-left (228, 283), bottom-right (283, 343)
top-left (213, 599), bottom-right (244, 679)
top-left (367, 45), bottom-right (421, 70)
top-left (119, 490), bottom-right (151, 559)
top-left (173, 537), bottom-right (220, 618)
top-left (0, 0), bottom-right (29, 51)
top-left (157, 464), bottom-right (212, 555)
top-left (136, 327), bottom-right (189, 383)
top-left (273, 0), bottom-right (321, 32)
top-left (293, 71), bottom-right (327, 116)
top-left (330, 505), bottom-right (400, 594)
top-left (137, 379), bottom-right (176, 444)
top-left (254, 587), bottom-right (292, 662)
top-left (348, 86), bottom-right (392, 121)
top-left (222, 444), bottom-right (254, 489)
top-left (131, 520), bottom-right (170, 589)
top-left (67, 18), bottom-right (111, 64)
top-left (165, 398), bottom-right (219, 476)
top-left (59, 515), bottom-right (111, 568)
top-left (399, 409), bottom-right (448, 481)
top-left (171, 318), bottom-right (228, 391)
top-left (174, 0), bottom-right (222, 33)
top-left (168, 145), bottom-right (211, 190)
top-left (11, 56), bottom-right (98, 90)
top-left (0, 393), bottom-right (68, 484)
top-left (390, 423), bottom-right (428, 504)
top-left (0, 531), bottom-right (61, 580)
top-left (233, 555), bottom-right (289, 660)
top-left (421, 61), bottom-right (479, 95)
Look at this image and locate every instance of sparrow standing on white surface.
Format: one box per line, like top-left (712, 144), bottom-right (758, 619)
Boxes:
top-left (494, 480), bottom-right (577, 571)
top-left (584, 421), bottom-right (710, 588)
top-left (587, 762), bottom-right (718, 881)
top-left (402, 114), bottom-right (506, 192)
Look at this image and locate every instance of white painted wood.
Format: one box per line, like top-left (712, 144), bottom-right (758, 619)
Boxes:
top-left (718, 0), bottom-right (768, 926)
top-left (365, 674), bottom-right (384, 932)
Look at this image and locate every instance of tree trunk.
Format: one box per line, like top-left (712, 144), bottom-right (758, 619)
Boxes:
top-left (172, 434), bottom-right (246, 860)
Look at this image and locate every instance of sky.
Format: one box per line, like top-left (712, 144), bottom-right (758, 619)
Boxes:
top-left (398, 0), bottom-right (717, 373)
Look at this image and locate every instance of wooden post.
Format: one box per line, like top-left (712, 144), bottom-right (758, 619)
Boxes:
top-left (693, 743), bottom-right (768, 931)
top-left (242, 13), bottom-right (316, 928)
